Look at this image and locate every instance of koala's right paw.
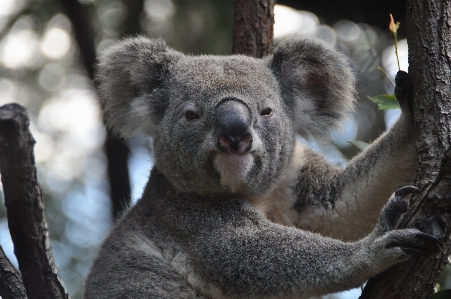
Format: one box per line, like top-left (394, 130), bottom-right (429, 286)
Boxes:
top-left (394, 71), bottom-right (414, 121)
top-left (367, 186), bottom-right (441, 268)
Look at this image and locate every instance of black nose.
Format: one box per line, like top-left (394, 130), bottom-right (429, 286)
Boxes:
top-left (214, 99), bottom-right (253, 154)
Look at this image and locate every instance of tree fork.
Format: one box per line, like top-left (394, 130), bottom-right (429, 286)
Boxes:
top-left (361, 1), bottom-right (451, 298)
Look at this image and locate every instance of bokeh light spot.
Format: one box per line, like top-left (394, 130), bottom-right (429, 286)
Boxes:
top-left (40, 27), bottom-right (72, 60)
top-left (38, 63), bottom-right (65, 91)
top-left (334, 20), bottom-right (361, 43)
top-left (1, 29), bottom-right (40, 69)
top-left (274, 5), bottom-right (319, 39)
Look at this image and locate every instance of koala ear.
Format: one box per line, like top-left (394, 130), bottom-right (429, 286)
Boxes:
top-left (96, 37), bottom-right (180, 138)
top-left (269, 38), bottom-right (356, 140)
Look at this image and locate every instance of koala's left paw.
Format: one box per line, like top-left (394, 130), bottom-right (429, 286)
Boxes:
top-left (375, 186), bottom-right (417, 233)
top-left (365, 227), bottom-right (440, 276)
top-left (383, 230), bottom-right (440, 255)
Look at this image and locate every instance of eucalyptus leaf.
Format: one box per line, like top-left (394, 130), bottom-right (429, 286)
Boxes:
top-left (368, 94), bottom-right (400, 110)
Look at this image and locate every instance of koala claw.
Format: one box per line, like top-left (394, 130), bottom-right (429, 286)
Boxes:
top-left (394, 185), bottom-right (419, 198)
top-left (381, 186), bottom-right (420, 231)
top-left (380, 231), bottom-right (442, 265)
top-left (378, 189), bottom-right (409, 232)
top-left (400, 247), bottom-right (423, 255)
top-left (397, 232), bottom-right (443, 258)
top-left (406, 231), bottom-right (443, 249)
top-left (415, 231), bottom-right (443, 248)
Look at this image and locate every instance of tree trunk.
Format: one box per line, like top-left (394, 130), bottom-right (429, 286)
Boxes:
top-left (232, 0), bottom-right (275, 57)
top-left (0, 104), bottom-right (70, 299)
top-left (361, 1), bottom-right (451, 298)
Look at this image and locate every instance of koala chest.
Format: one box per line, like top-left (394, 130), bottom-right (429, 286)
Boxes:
top-left (248, 141), bottom-right (307, 227)
top-left (250, 186), bottom-right (298, 227)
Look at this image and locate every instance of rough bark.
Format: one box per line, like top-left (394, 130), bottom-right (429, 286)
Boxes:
top-left (0, 103), bottom-right (70, 299)
top-left (360, 1), bottom-right (451, 299)
top-left (58, 0), bottom-right (133, 221)
top-left (0, 246), bottom-right (27, 299)
top-left (232, 0), bottom-right (275, 57)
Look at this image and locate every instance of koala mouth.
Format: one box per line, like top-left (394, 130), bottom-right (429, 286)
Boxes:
top-left (214, 152), bottom-right (254, 193)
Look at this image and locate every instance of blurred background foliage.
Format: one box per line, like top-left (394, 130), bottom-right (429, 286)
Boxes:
top-left (0, 1), bottom-right (448, 298)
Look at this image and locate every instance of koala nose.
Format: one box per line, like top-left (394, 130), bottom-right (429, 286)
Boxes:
top-left (218, 134), bottom-right (253, 154)
top-left (215, 99), bottom-right (253, 154)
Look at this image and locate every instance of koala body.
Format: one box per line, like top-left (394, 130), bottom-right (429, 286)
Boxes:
top-left (84, 37), bottom-right (431, 299)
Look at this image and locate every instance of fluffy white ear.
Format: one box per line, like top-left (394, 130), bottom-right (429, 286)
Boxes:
top-left (269, 38), bottom-right (356, 140)
top-left (96, 37), bottom-right (180, 138)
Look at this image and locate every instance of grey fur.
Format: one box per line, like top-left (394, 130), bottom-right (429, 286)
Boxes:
top-left (85, 37), bottom-right (427, 299)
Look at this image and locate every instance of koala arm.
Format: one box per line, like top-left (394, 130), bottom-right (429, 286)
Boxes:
top-left (195, 176), bottom-right (440, 299)
top-left (259, 40), bottom-right (412, 240)
top-left (193, 220), bottom-right (371, 299)
top-left (294, 115), bottom-right (416, 241)
top-left (88, 169), bottom-right (431, 299)
top-left (288, 73), bottom-right (416, 241)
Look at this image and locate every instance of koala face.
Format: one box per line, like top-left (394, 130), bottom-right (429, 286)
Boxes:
top-left (151, 56), bottom-right (296, 195)
top-left (96, 37), bottom-right (355, 197)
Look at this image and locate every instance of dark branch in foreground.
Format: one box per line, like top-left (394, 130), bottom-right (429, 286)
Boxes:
top-left (0, 246), bottom-right (27, 299)
top-left (0, 103), bottom-right (70, 299)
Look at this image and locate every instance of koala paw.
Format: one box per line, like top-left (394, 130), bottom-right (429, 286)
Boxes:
top-left (394, 71), bottom-right (414, 117)
top-left (366, 186), bottom-right (442, 269)
top-left (376, 186), bottom-right (417, 233)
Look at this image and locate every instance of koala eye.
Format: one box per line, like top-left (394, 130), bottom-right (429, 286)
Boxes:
top-left (185, 110), bottom-right (201, 121)
top-left (261, 108), bottom-right (273, 117)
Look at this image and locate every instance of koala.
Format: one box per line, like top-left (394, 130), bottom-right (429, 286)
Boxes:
top-left (83, 37), bottom-right (439, 299)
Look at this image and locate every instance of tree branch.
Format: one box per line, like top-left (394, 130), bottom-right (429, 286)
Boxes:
top-left (0, 103), bottom-right (70, 299)
top-left (58, 0), bottom-right (133, 221)
top-left (57, 0), bottom-right (96, 79)
top-left (361, 1), bottom-right (451, 298)
top-left (0, 246), bottom-right (27, 299)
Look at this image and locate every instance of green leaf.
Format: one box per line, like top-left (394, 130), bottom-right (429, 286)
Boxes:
top-left (348, 140), bottom-right (370, 151)
top-left (368, 94), bottom-right (400, 110)
top-left (429, 290), bottom-right (451, 299)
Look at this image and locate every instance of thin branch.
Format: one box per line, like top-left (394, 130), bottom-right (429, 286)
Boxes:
top-left (57, 0), bottom-right (96, 79)
top-left (0, 103), bottom-right (70, 299)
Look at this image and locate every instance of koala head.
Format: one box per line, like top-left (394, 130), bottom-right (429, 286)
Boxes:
top-left (96, 37), bottom-right (355, 196)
